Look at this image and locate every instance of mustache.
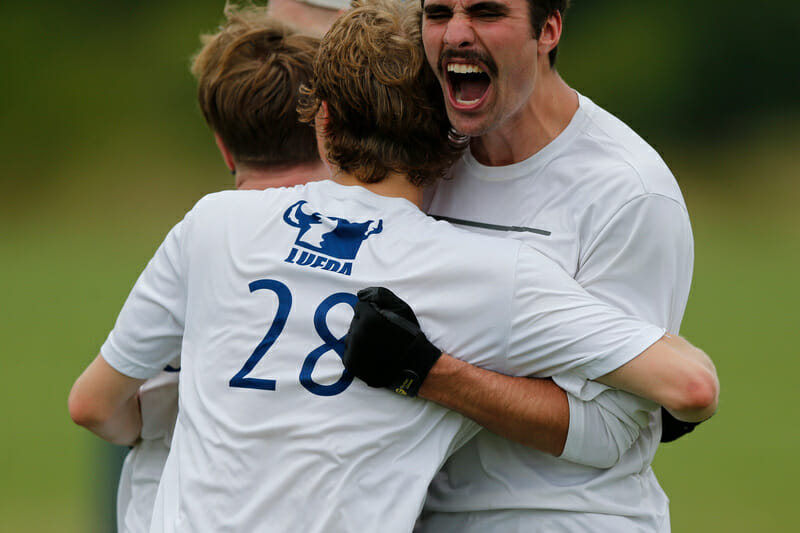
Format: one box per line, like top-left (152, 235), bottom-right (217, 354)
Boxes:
top-left (438, 49), bottom-right (498, 78)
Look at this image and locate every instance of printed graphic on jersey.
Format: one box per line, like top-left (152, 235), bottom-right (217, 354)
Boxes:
top-left (282, 200), bottom-right (383, 276)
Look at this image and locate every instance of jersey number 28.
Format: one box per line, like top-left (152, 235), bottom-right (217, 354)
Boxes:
top-left (229, 278), bottom-right (356, 397)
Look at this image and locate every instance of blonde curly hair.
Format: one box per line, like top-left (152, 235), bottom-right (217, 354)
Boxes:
top-left (299, 0), bottom-right (465, 186)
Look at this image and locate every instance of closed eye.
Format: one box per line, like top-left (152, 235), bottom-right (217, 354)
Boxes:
top-left (423, 5), bottom-right (453, 21)
top-left (467, 2), bottom-right (509, 21)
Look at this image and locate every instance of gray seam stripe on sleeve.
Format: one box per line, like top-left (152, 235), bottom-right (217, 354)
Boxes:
top-left (431, 215), bottom-right (551, 236)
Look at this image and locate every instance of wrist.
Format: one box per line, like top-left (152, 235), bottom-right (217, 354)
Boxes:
top-left (417, 353), bottom-right (462, 401)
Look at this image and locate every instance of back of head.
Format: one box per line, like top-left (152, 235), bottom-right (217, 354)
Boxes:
top-left (192, 3), bottom-right (320, 169)
top-left (299, 0), bottom-right (465, 187)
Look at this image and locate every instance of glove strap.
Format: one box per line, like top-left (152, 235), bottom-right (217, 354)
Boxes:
top-left (388, 333), bottom-right (441, 397)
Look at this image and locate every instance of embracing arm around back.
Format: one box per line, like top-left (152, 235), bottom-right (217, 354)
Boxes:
top-left (344, 286), bottom-right (720, 457)
top-left (417, 333), bottom-right (718, 456)
top-left (419, 356), bottom-right (570, 455)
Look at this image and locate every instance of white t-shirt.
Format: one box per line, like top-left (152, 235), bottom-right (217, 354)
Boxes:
top-left (421, 93), bottom-right (693, 532)
top-left (101, 179), bottom-right (663, 533)
top-left (116, 369), bottom-right (179, 533)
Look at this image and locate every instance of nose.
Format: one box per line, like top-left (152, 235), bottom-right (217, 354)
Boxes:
top-left (443, 15), bottom-right (474, 48)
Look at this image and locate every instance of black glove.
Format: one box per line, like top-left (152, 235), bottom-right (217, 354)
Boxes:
top-left (660, 406), bottom-right (701, 442)
top-left (343, 287), bottom-right (442, 397)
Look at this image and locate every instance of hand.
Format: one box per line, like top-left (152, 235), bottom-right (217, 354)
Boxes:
top-left (660, 406), bottom-right (701, 442)
top-left (343, 287), bottom-right (441, 397)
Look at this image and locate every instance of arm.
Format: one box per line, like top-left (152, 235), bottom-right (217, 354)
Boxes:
top-left (419, 355), bottom-right (569, 456)
top-left (426, 196), bottom-right (707, 455)
top-left (71, 216), bottom-right (189, 445)
top-left (342, 287), bottom-right (569, 454)
top-left (595, 333), bottom-right (718, 422)
top-left (344, 281), bottom-right (718, 460)
top-left (573, 193), bottom-right (702, 442)
top-left (68, 353), bottom-right (146, 446)
top-left (417, 327), bottom-right (720, 455)
top-left (434, 194), bottom-right (699, 458)
top-left (420, 361), bottom-right (655, 466)
top-left (419, 331), bottom-right (718, 455)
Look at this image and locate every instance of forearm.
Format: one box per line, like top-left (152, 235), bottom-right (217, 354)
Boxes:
top-left (69, 353), bottom-right (145, 446)
top-left (596, 334), bottom-right (719, 423)
top-left (80, 393), bottom-right (143, 446)
top-left (419, 354), bottom-right (569, 456)
top-left (660, 335), bottom-right (719, 422)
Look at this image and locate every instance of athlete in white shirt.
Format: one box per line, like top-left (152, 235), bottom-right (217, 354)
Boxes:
top-left (345, 0), bottom-right (710, 531)
top-left (420, 92), bottom-right (694, 532)
top-left (114, 9), bottom-right (328, 533)
top-left (69, 1), bottom-right (715, 531)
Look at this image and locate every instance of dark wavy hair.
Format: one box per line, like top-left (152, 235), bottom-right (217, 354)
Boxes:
top-left (528, 0), bottom-right (570, 66)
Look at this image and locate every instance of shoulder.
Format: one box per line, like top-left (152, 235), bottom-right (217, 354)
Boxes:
top-left (426, 214), bottom-right (523, 255)
top-left (574, 94), bottom-right (684, 203)
top-left (191, 187), bottom-right (289, 213)
top-left (393, 214), bottom-right (527, 293)
top-left (187, 185), bottom-right (307, 227)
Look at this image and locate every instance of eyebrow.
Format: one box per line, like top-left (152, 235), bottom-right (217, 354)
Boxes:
top-left (423, 2), bottom-right (511, 17)
top-left (467, 2), bottom-right (511, 15)
top-left (423, 3), bottom-right (452, 15)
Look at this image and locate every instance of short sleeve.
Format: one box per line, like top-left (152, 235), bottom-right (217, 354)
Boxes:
top-left (505, 245), bottom-right (665, 379)
top-left (559, 388), bottom-right (653, 468)
top-left (578, 193), bottom-right (693, 332)
top-left (101, 219), bottom-right (189, 379)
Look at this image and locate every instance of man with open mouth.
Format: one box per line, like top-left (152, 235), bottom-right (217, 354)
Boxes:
top-left (416, 1), bottom-right (699, 531)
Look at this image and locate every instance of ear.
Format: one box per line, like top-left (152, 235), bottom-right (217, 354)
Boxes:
top-left (214, 132), bottom-right (237, 174)
top-left (537, 11), bottom-right (563, 61)
top-left (315, 100), bottom-right (330, 130)
top-left (314, 101), bottom-right (332, 167)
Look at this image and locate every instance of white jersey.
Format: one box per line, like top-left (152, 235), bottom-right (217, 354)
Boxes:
top-left (421, 93), bottom-right (694, 532)
top-left (100, 179), bottom-right (664, 533)
top-left (117, 368), bottom-right (179, 533)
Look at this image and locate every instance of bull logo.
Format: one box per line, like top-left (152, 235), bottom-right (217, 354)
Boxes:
top-left (282, 200), bottom-right (383, 276)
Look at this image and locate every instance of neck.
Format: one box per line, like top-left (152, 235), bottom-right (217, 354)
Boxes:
top-left (235, 160), bottom-right (330, 190)
top-left (332, 170), bottom-right (423, 208)
top-left (470, 71), bottom-right (578, 167)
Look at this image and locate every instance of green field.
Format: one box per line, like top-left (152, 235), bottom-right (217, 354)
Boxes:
top-left (652, 134), bottom-right (800, 531)
top-left (3, 1), bottom-right (799, 531)
top-left (1, 127), bottom-right (798, 532)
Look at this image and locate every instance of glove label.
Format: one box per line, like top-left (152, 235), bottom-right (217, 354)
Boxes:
top-left (392, 370), bottom-right (422, 397)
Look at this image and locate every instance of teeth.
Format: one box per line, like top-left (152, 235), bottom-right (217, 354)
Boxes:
top-left (456, 97), bottom-right (481, 105)
top-left (447, 63), bottom-right (484, 74)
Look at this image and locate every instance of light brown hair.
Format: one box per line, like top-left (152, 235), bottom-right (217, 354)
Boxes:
top-left (299, 0), bottom-right (465, 186)
top-left (192, 3), bottom-right (321, 168)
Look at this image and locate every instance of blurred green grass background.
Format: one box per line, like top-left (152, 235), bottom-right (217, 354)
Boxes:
top-left (1, 1), bottom-right (798, 531)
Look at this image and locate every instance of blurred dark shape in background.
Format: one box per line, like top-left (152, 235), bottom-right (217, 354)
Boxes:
top-left (562, 0), bottom-right (800, 141)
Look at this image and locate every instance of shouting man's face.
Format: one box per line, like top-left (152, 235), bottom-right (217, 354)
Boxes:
top-left (421, 0), bottom-right (541, 137)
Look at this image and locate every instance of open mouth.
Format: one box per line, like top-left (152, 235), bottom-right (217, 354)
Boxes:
top-left (446, 63), bottom-right (490, 107)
